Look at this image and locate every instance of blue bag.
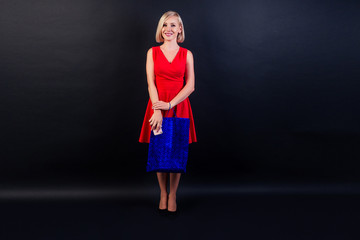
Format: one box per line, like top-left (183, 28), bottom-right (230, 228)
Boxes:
top-left (146, 106), bottom-right (190, 173)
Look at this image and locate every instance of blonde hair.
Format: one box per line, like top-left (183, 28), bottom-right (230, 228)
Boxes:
top-left (155, 11), bottom-right (185, 43)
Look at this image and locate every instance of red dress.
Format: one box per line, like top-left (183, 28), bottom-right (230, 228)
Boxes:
top-left (139, 46), bottom-right (197, 144)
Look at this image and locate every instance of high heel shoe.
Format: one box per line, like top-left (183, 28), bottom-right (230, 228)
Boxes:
top-left (167, 194), bottom-right (179, 216)
top-left (157, 208), bottom-right (168, 215)
top-left (158, 195), bottom-right (168, 215)
top-left (167, 207), bottom-right (179, 216)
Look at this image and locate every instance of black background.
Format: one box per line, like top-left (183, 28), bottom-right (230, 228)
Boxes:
top-left (1, 0), bottom-right (360, 187)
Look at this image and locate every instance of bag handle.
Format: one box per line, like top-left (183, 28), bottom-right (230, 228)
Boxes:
top-left (164, 105), bottom-right (177, 118)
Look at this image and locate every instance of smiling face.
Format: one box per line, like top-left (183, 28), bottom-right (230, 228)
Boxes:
top-left (161, 16), bottom-right (182, 42)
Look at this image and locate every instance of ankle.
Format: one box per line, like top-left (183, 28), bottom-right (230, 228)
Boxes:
top-left (168, 192), bottom-right (176, 198)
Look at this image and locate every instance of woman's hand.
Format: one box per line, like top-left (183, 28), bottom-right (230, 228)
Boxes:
top-left (152, 100), bottom-right (170, 111)
top-left (149, 110), bottom-right (163, 131)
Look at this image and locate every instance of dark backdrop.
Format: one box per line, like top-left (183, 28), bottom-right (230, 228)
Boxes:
top-left (1, 0), bottom-right (359, 187)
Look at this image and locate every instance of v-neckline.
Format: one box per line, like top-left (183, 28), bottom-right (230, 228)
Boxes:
top-left (159, 46), bottom-right (181, 64)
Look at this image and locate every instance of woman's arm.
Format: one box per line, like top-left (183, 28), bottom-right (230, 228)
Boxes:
top-left (152, 50), bottom-right (195, 110)
top-left (169, 50), bottom-right (195, 108)
top-left (146, 48), bottom-right (161, 113)
top-left (146, 48), bottom-right (162, 131)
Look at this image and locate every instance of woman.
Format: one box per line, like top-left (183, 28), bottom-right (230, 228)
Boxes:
top-left (139, 10), bottom-right (197, 215)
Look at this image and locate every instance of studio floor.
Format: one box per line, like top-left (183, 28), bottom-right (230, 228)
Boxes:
top-left (0, 183), bottom-right (359, 239)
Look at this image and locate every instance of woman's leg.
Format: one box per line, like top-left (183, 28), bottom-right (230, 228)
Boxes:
top-left (168, 173), bottom-right (181, 211)
top-left (156, 172), bottom-right (168, 209)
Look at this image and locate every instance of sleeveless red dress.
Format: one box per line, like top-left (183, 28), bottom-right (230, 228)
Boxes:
top-left (139, 46), bottom-right (197, 144)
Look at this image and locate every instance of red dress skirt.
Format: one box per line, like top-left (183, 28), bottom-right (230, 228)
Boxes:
top-left (139, 46), bottom-right (197, 144)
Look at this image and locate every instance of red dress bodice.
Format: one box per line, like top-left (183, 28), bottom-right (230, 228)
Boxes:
top-left (139, 46), bottom-right (197, 144)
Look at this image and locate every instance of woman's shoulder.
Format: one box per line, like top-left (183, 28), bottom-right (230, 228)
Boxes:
top-left (182, 47), bottom-right (193, 59)
top-left (147, 46), bottom-right (159, 57)
top-left (150, 46), bottom-right (161, 50)
top-left (148, 46), bottom-right (158, 51)
top-left (180, 47), bottom-right (192, 55)
top-left (180, 46), bottom-right (189, 52)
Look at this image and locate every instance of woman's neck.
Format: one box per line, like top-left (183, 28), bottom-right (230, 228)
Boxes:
top-left (161, 41), bottom-right (179, 50)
